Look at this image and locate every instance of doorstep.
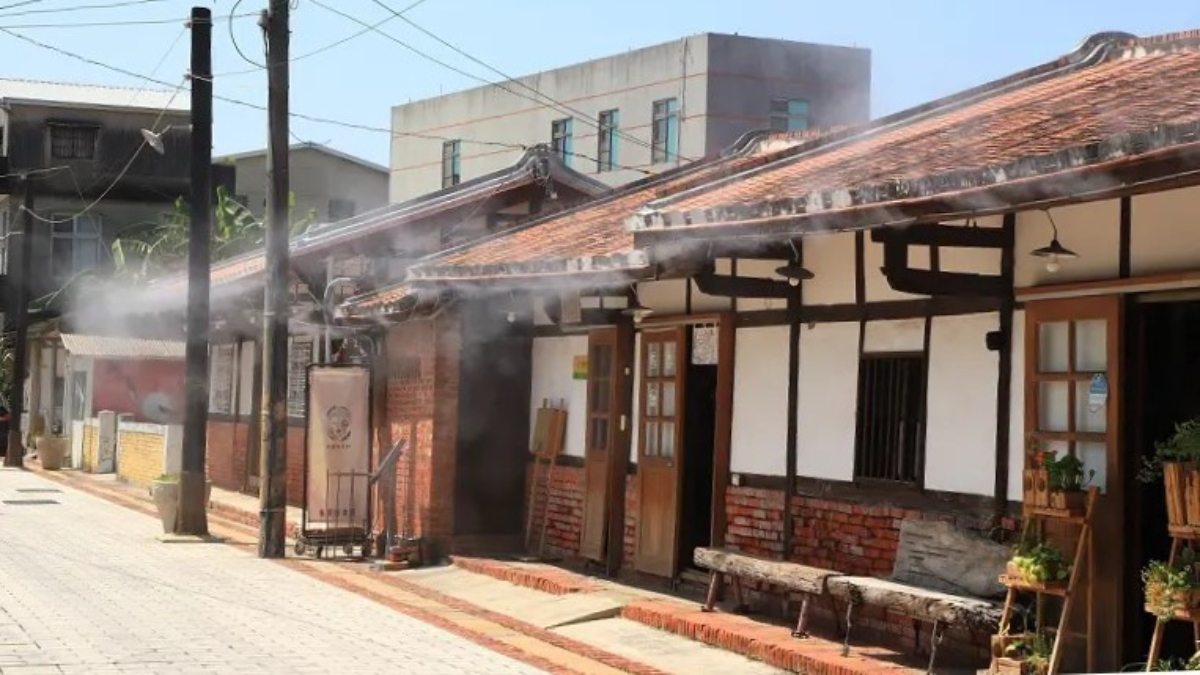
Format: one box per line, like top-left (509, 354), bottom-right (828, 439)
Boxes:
top-left (443, 556), bottom-right (926, 675)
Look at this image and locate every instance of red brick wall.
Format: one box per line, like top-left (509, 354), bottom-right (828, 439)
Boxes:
top-left (429, 313), bottom-right (460, 540)
top-left (524, 463), bottom-right (584, 556)
top-left (724, 486), bottom-right (785, 558)
top-left (285, 425), bottom-right (305, 507)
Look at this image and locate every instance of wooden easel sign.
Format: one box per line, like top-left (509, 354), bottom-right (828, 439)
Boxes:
top-left (524, 399), bottom-right (567, 558)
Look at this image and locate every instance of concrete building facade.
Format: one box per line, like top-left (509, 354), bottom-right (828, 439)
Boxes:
top-left (218, 142), bottom-right (389, 225)
top-left (389, 33), bottom-right (871, 201)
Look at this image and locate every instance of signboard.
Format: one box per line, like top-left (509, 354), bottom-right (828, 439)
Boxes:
top-left (572, 355), bottom-right (588, 380)
top-left (1088, 373), bottom-right (1108, 413)
top-left (305, 366), bottom-right (371, 527)
top-left (287, 338), bottom-right (313, 418)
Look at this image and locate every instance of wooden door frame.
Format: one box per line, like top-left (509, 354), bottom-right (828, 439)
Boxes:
top-left (605, 319), bottom-right (635, 575)
top-left (580, 326), bottom-right (621, 564)
top-left (1024, 294), bottom-right (1124, 671)
top-left (636, 312), bottom-right (736, 571)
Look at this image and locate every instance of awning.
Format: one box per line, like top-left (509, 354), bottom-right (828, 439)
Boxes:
top-left (59, 333), bottom-right (185, 360)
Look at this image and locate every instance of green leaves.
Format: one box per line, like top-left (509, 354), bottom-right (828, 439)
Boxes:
top-left (1139, 417), bottom-right (1200, 483)
top-left (1011, 542), bottom-right (1070, 582)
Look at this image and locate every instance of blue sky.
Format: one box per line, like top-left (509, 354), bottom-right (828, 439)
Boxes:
top-left (3, 0), bottom-right (1199, 167)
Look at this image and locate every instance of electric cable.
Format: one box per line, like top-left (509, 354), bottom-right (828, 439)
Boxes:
top-left (365, 0), bottom-right (685, 161)
top-left (212, 0), bottom-right (430, 78)
top-left (0, 0), bottom-right (167, 18)
top-left (0, 27), bottom-right (548, 152)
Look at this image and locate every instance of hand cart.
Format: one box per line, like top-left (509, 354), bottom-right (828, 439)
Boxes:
top-left (295, 470), bottom-right (373, 559)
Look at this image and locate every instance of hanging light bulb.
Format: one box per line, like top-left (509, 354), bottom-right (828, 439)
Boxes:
top-left (506, 310), bottom-right (516, 323)
top-left (1030, 211), bottom-right (1078, 274)
top-left (622, 285), bottom-right (653, 324)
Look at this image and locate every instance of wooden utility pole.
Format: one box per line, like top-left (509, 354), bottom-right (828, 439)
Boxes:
top-left (258, 0), bottom-right (290, 558)
top-left (4, 180), bottom-right (33, 468)
top-left (178, 5), bottom-right (213, 535)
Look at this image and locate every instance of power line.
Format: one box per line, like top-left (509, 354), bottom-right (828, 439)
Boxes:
top-left (0, 11), bottom-right (260, 29)
top-left (21, 78), bottom-right (186, 226)
top-left (0, 0), bottom-right (47, 12)
top-left (365, 0), bottom-right (683, 161)
top-left (0, 27), bottom-right (531, 152)
top-left (0, 0), bottom-right (167, 18)
top-left (212, 0), bottom-right (429, 78)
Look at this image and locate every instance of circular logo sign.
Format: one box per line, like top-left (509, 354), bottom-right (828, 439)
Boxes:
top-left (325, 405), bottom-right (352, 444)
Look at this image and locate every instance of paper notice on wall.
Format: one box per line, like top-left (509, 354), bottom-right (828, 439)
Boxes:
top-left (305, 366), bottom-right (371, 528)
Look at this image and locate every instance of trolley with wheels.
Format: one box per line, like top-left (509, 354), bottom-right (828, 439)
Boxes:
top-left (295, 363), bottom-right (375, 560)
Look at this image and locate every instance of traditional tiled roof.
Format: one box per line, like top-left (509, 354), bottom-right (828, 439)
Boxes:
top-left (150, 145), bottom-right (608, 295)
top-left (343, 129), bottom-right (827, 314)
top-left (631, 30), bottom-right (1200, 236)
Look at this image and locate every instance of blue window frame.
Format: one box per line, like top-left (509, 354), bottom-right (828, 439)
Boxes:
top-left (652, 98), bottom-right (679, 163)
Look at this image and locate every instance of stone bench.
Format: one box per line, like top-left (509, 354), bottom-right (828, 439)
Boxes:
top-left (694, 546), bottom-right (839, 638)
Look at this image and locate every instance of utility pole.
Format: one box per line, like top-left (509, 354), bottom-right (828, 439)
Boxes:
top-left (4, 180), bottom-right (33, 468)
top-left (258, 0), bottom-right (290, 558)
top-left (178, 5), bottom-right (213, 535)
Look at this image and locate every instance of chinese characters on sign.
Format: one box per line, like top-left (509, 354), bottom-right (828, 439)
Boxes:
top-left (287, 338), bottom-right (313, 418)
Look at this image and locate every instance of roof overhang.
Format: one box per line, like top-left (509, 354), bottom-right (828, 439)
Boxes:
top-left (60, 333), bottom-right (185, 360)
top-left (632, 129), bottom-right (1200, 245)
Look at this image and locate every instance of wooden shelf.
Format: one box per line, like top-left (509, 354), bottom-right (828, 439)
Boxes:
top-left (1023, 505), bottom-right (1088, 523)
top-left (1167, 524), bottom-right (1200, 541)
top-left (1000, 575), bottom-right (1070, 597)
top-left (1145, 604), bottom-right (1200, 622)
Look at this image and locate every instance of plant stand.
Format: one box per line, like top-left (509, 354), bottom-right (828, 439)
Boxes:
top-left (992, 487), bottom-right (1098, 675)
top-left (1143, 526), bottom-right (1200, 670)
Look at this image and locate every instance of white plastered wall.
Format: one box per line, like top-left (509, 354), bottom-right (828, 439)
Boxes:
top-left (730, 326), bottom-right (789, 476)
top-left (529, 336), bottom-right (588, 459)
top-left (1014, 199), bottom-right (1119, 287)
top-left (1130, 185), bottom-right (1200, 276)
top-left (1009, 309), bottom-right (1027, 502)
top-left (923, 313), bottom-right (1000, 495)
top-left (796, 321), bottom-right (858, 480)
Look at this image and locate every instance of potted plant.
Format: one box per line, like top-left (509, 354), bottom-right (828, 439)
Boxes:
top-left (1144, 549), bottom-right (1200, 620)
top-left (38, 421), bottom-right (67, 471)
top-left (1006, 539), bottom-right (1071, 589)
top-left (995, 631), bottom-right (1051, 675)
top-left (151, 473), bottom-right (181, 534)
top-left (1139, 418), bottom-right (1200, 528)
top-left (1045, 451), bottom-right (1093, 512)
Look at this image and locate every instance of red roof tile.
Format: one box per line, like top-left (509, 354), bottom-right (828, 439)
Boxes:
top-left (345, 131), bottom-right (824, 313)
top-left (637, 31), bottom-right (1200, 233)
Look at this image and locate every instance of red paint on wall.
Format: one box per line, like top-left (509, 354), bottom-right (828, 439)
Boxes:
top-left (91, 359), bottom-right (185, 424)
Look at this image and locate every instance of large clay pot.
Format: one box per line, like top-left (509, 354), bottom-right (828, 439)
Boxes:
top-left (151, 479), bottom-right (181, 534)
top-left (39, 436), bottom-right (66, 471)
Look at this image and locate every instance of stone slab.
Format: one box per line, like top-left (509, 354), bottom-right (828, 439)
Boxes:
top-left (892, 519), bottom-right (1009, 599)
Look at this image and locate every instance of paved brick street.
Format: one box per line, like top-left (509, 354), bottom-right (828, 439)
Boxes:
top-left (0, 468), bottom-right (545, 675)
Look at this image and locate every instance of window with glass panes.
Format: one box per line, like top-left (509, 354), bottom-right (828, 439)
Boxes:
top-left (441, 140), bottom-right (461, 188)
top-left (50, 214), bottom-right (102, 278)
top-left (769, 99), bottom-right (810, 132)
top-left (651, 98), bottom-right (679, 164)
top-left (551, 118), bottom-right (573, 165)
top-left (641, 334), bottom-right (680, 460)
top-left (597, 109), bottom-right (619, 172)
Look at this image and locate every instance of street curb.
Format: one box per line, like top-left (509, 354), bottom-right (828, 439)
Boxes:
top-left (451, 555), bottom-right (603, 595)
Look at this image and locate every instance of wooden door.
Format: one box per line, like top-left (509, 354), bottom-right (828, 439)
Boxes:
top-left (1025, 295), bottom-right (1123, 672)
top-left (580, 328), bottom-right (618, 561)
top-left (635, 326), bottom-right (687, 577)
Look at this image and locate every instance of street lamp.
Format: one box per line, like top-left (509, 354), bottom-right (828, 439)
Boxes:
top-left (140, 124), bottom-right (193, 155)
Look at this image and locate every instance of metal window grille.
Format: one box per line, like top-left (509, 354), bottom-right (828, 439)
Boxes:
top-left (49, 124), bottom-right (99, 160)
top-left (853, 353), bottom-right (927, 483)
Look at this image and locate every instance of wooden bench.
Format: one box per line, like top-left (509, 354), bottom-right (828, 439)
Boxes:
top-left (694, 546), bottom-right (839, 638)
top-left (695, 519), bottom-right (1005, 674)
top-left (827, 519), bottom-right (1006, 673)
